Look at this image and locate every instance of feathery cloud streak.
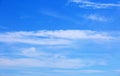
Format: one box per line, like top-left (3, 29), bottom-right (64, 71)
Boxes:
top-left (53, 69), bottom-right (104, 74)
top-left (0, 47), bottom-right (107, 69)
top-left (85, 14), bottom-right (107, 22)
top-left (69, 0), bottom-right (120, 9)
top-left (0, 30), bottom-right (113, 45)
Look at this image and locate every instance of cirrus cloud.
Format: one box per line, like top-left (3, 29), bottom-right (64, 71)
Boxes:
top-left (69, 0), bottom-right (120, 9)
top-left (0, 47), bottom-right (107, 69)
top-left (0, 30), bottom-right (113, 45)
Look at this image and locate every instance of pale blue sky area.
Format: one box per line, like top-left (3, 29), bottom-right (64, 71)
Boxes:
top-left (0, 0), bottom-right (120, 76)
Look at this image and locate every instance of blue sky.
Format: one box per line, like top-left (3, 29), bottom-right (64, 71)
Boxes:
top-left (0, 0), bottom-right (120, 76)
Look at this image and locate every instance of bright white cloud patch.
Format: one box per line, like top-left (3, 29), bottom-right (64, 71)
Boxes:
top-left (0, 30), bottom-right (113, 45)
top-left (69, 0), bottom-right (120, 9)
top-left (21, 47), bottom-right (48, 57)
top-left (85, 14), bottom-right (107, 22)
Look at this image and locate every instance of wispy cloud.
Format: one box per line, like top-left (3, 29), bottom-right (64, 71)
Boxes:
top-left (0, 30), bottom-right (117, 69)
top-left (0, 47), bottom-right (107, 68)
top-left (40, 10), bottom-right (80, 24)
top-left (0, 57), bottom-right (92, 69)
top-left (21, 47), bottom-right (47, 57)
top-left (85, 14), bottom-right (107, 22)
top-left (40, 10), bottom-right (67, 20)
top-left (0, 31), bottom-right (71, 45)
top-left (0, 30), bottom-right (113, 45)
top-left (52, 69), bottom-right (105, 74)
top-left (69, 0), bottom-right (120, 9)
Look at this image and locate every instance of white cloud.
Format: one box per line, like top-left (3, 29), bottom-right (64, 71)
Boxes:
top-left (53, 69), bottom-right (104, 74)
top-left (0, 30), bottom-right (113, 45)
top-left (0, 58), bottom-right (44, 67)
top-left (40, 10), bottom-right (78, 24)
top-left (0, 47), bottom-right (107, 69)
top-left (69, 0), bottom-right (120, 9)
top-left (21, 47), bottom-right (67, 59)
top-left (0, 32), bottom-right (70, 45)
top-left (40, 10), bottom-right (67, 20)
top-left (80, 70), bottom-right (104, 73)
top-left (85, 14), bottom-right (107, 21)
top-left (0, 57), bottom-right (106, 68)
top-left (0, 58), bottom-right (89, 68)
top-left (21, 47), bottom-right (49, 57)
